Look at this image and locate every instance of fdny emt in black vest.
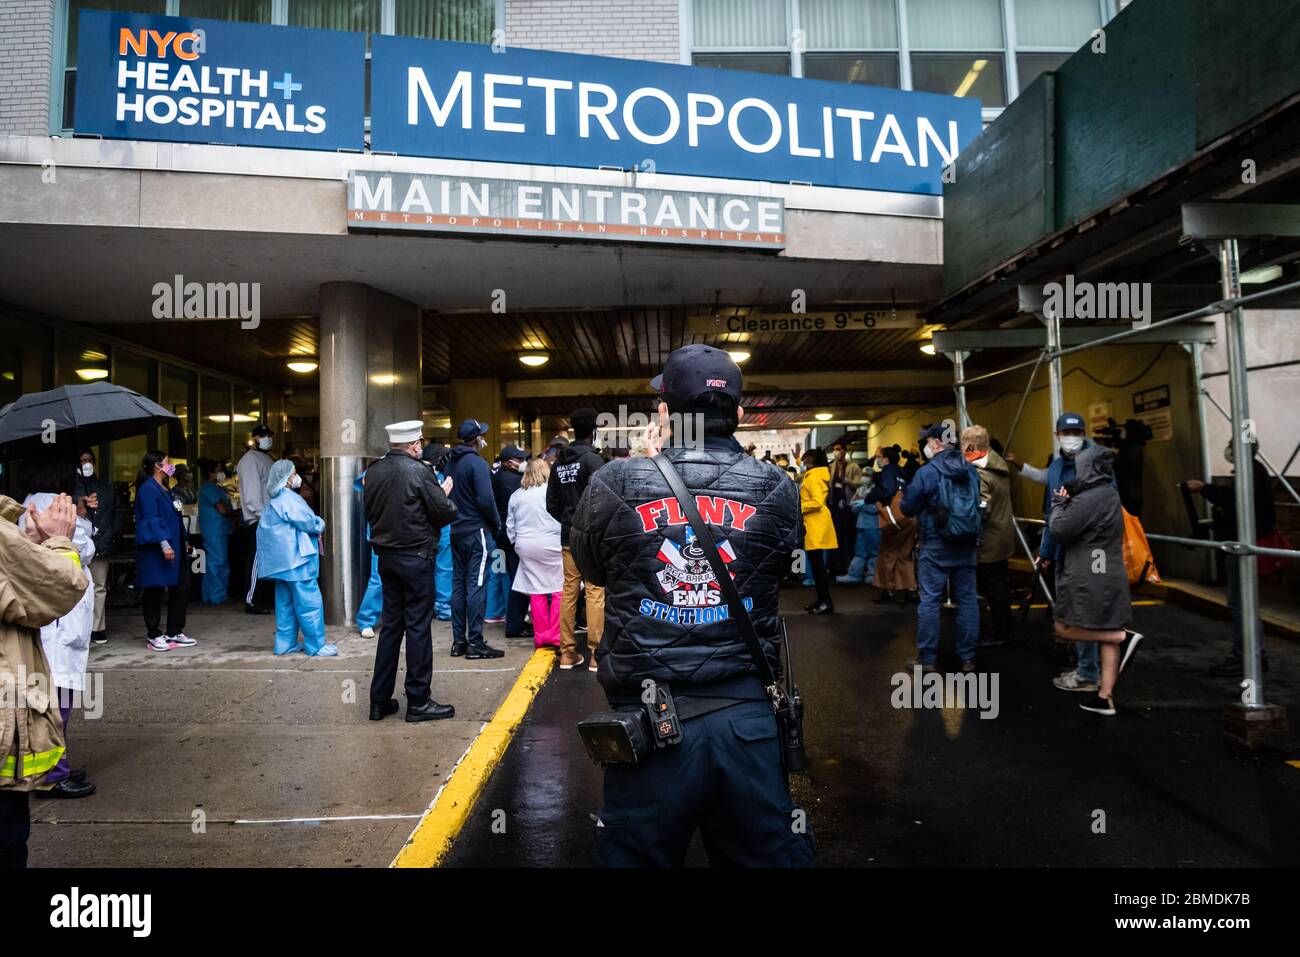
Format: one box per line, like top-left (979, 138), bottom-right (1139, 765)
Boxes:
top-left (570, 345), bottom-right (814, 867)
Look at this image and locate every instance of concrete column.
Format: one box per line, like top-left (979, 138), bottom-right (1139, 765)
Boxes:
top-left (318, 282), bottom-right (422, 626)
top-left (449, 377), bottom-right (509, 456)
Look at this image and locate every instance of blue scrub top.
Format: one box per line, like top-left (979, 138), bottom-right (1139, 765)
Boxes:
top-left (256, 489), bottom-right (325, 581)
top-left (199, 481), bottom-right (233, 537)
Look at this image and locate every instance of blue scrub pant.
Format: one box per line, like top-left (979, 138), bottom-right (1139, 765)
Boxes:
top-left (435, 527), bottom-right (452, 620)
top-left (486, 552), bottom-right (509, 620)
top-left (356, 549), bottom-right (383, 630)
top-left (451, 530), bottom-right (489, 650)
top-left (597, 700), bottom-right (815, 868)
top-left (273, 578), bottom-right (327, 655)
top-left (201, 530), bottom-right (230, 604)
top-left (843, 525), bottom-right (880, 582)
top-left (915, 552), bottom-right (980, 665)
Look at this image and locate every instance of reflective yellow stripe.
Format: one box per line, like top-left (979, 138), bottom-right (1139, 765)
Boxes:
top-left (0, 755), bottom-right (15, 779)
top-left (58, 550), bottom-right (82, 568)
top-left (24, 746), bottom-right (65, 775)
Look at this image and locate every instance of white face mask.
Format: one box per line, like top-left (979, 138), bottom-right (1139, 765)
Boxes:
top-left (923, 443), bottom-right (939, 460)
top-left (80, 463), bottom-right (94, 478)
top-left (290, 474), bottom-right (302, 489)
top-left (477, 436), bottom-right (487, 450)
top-left (215, 471), bottom-right (227, 482)
top-left (1059, 435), bottom-right (1085, 454)
top-left (257, 436), bottom-right (272, 451)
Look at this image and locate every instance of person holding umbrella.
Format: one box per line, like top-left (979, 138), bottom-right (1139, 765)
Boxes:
top-left (257, 460), bottom-right (336, 657)
top-left (134, 450), bottom-right (197, 652)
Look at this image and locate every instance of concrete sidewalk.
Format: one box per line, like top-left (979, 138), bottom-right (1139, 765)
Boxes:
top-left (27, 602), bottom-right (539, 868)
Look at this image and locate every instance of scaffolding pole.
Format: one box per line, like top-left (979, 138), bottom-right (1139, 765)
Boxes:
top-left (1218, 239), bottom-right (1265, 708)
top-left (1186, 340), bottom-right (1218, 584)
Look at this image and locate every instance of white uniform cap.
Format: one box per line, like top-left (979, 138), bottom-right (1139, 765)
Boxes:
top-left (385, 420), bottom-right (424, 444)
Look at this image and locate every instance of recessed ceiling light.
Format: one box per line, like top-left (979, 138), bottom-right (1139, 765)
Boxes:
top-left (727, 349), bottom-right (751, 363)
top-left (919, 338), bottom-right (936, 355)
top-left (76, 368), bottom-right (109, 381)
top-left (519, 351), bottom-right (549, 367)
top-left (815, 412), bottom-right (833, 421)
top-left (286, 359), bottom-right (318, 374)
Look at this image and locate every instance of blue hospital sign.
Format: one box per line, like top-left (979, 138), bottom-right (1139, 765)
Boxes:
top-left (73, 10), bottom-right (365, 152)
top-left (370, 38), bottom-right (983, 195)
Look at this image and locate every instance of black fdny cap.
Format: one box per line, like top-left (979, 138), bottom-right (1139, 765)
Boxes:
top-left (650, 344), bottom-right (742, 409)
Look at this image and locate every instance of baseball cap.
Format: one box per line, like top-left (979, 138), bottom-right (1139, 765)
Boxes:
top-left (1055, 412), bottom-right (1086, 432)
top-left (251, 424), bottom-right (273, 437)
top-left (457, 419), bottom-right (489, 440)
top-left (499, 444), bottom-right (529, 461)
top-left (918, 422), bottom-right (949, 443)
top-left (650, 344), bottom-right (742, 409)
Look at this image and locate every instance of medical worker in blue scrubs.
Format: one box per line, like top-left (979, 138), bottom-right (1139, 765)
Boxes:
top-left (197, 458), bottom-right (235, 604)
top-left (257, 459), bottom-right (337, 657)
top-left (355, 468), bottom-right (383, 638)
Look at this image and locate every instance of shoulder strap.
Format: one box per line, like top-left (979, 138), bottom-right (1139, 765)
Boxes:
top-left (650, 453), bottom-right (778, 691)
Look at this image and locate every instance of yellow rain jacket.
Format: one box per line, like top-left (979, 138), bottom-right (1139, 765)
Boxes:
top-left (0, 496), bottom-right (89, 791)
top-left (799, 466), bottom-right (839, 551)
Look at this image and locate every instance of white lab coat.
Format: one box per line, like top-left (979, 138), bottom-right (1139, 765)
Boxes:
top-left (506, 485), bottom-right (563, 595)
top-left (19, 493), bottom-right (95, 691)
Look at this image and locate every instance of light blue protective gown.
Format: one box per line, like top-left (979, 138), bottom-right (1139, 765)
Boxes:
top-left (257, 486), bottom-right (329, 655)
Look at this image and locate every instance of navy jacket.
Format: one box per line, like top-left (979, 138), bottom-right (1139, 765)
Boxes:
top-left (863, 462), bottom-right (904, 505)
top-left (1039, 439), bottom-right (1117, 561)
top-left (134, 478), bottom-right (187, 587)
top-left (900, 447), bottom-right (980, 567)
top-left (445, 444), bottom-right (500, 540)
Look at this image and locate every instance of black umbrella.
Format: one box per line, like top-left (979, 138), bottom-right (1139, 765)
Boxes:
top-left (0, 383), bottom-right (187, 459)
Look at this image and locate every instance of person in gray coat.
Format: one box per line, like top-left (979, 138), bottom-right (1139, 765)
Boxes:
top-left (1046, 445), bottom-right (1144, 716)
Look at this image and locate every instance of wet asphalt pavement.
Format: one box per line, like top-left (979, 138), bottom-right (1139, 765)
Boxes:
top-left (444, 585), bottom-right (1300, 867)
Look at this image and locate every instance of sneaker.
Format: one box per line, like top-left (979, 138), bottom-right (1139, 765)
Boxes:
top-left (587, 655), bottom-right (598, 673)
top-left (559, 652), bottom-right (586, 670)
top-left (906, 658), bottom-right (939, 675)
top-left (1079, 693), bottom-right (1117, 716)
top-left (90, 631), bottom-right (108, 645)
top-left (484, 616), bottom-right (505, 624)
top-left (168, 633), bottom-right (197, 647)
top-left (359, 626), bottom-right (376, 639)
top-left (835, 575), bottom-right (862, 585)
top-left (146, 636), bottom-right (175, 652)
top-left (574, 623), bottom-right (587, 633)
top-left (1053, 670), bottom-right (1099, 692)
top-left (1118, 630), bottom-right (1143, 673)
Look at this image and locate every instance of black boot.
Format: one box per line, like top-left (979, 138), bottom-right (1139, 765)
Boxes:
top-left (406, 699), bottom-right (456, 722)
top-left (369, 699), bottom-right (399, 721)
top-left (35, 779), bottom-right (96, 799)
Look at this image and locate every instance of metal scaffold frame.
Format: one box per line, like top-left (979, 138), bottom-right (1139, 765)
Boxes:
top-left (931, 202), bottom-right (1300, 715)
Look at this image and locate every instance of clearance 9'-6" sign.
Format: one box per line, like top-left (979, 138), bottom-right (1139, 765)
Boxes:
top-left (73, 10), bottom-right (364, 152)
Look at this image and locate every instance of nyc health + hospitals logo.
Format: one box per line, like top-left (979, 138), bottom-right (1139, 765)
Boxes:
top-left (74, 10), bottom-right (365, 152)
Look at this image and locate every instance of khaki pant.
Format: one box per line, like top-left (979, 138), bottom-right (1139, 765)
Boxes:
top-left (560, 547), bottom-right (603, 656)
top-left (90, 559), bottom-right (109, 633)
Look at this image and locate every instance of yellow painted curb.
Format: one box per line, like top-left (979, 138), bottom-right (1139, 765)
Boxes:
top-left (392, 648), bottom-right (556, 868)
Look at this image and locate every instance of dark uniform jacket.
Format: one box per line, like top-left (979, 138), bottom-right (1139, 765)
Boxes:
top-left (492, 464), bottom-right (523, 548)
top-left (1047, 445), bottom-right (1131, 631)
top-left (546, 440), bottom-right (605, 545)
top-left (570, 435), bottom-right (799, 705)
top-left (362, 450), bottom-right (456, 554)
top-left (74, 473), bottom-right (119, 558)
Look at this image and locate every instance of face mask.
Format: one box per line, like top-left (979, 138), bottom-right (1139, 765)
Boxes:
top-left (160, 462), bottom-right (176, 477)
top-left (923, 443), bottom-right (939, 460)
top-left (1059, 435), bottom-right (1085, 454)
top-left (290, 474), bottom-right (302, 489)
top-left (80, 463), bottom-right (94, 478)
top-left (477, 436), bottom-right (487, 450)
top-left (215, 471), bottom-right (227, 482)
top-left (964, 449), bottom-right (988, 467)
top-left (257, 436), bottom-right (272, 451)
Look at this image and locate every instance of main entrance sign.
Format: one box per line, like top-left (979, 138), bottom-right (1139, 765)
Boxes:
top-left (73, 10), bottom-right (364, 152)
top-left (347, 171), bottom-right (786, 248)
top-left (369, 38), bottom-right (982, 195)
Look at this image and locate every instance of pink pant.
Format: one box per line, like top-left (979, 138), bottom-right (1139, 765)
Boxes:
top-left (529, 592), bottom-right (562, 649)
